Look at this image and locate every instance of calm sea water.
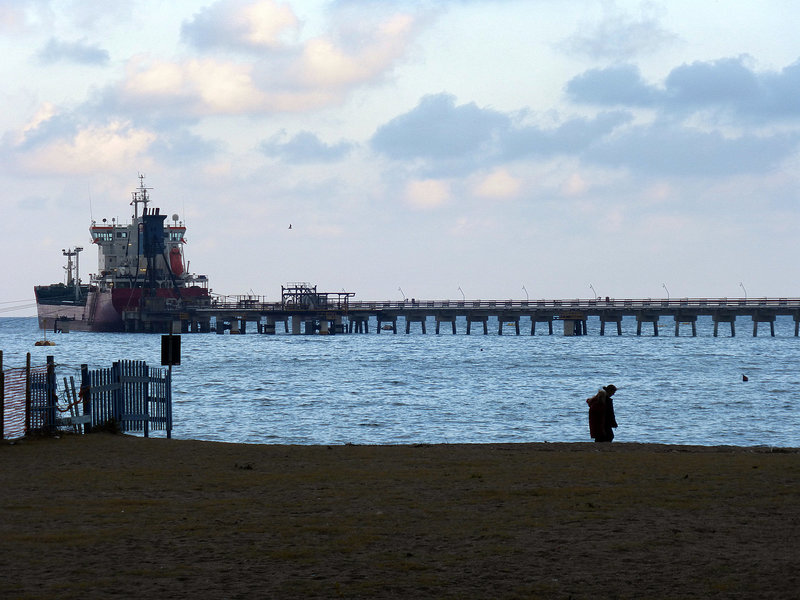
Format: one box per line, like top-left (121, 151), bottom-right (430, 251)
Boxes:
top-left (1, 316), bottom-right (798, 447)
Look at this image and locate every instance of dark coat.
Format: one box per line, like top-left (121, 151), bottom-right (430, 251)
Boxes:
top-left (587, 391), bottom-right (618, 442)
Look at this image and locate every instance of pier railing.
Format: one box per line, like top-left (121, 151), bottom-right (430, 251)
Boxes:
top-left (345, 297), bottom-right (800, 311)
top-left (203, 297), bottom-right (800, 312)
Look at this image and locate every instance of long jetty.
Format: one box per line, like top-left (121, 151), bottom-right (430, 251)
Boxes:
top-left (130, 287), bottom-right (800, 336)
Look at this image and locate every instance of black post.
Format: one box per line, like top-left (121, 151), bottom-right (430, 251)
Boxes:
top-left (25, 353), bottom-right (31, 435)
top-left (111, 361), bottom-right (123, 432)
top-left (80, 364), bottom-right (92, 434)
top-left (46, 355), bottom-right (56, 433)
top-left (167, 363), bottom-right (173, 439)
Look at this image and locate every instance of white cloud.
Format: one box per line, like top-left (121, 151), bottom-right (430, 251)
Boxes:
top-left (182, 0), bottom-right (299, 52)
top-left (473, 168), bottom-right (520, 199)
top-left (405, 178), bottom-right (450, 209)
top-left (15, 121), bottom-right (155, 175)
top-left (113, 10), bottom-right (424, 117)
top-left (297, 14), bottom-right (417, 88)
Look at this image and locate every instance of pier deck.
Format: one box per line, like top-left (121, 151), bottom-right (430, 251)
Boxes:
top-left (127, 296), bottom-right (800, 336)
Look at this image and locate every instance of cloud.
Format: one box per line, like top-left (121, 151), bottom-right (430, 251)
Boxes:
top-left (472, 168), bottom-right (520, 199)
top-left (560, 2), bottom-right (677, 60)
top-left (149, 129), bottom-right (221, 164)
top-left (260, 131), bottom-right (354, 163)
top-left (37, 37), bottom-right (110, 65)
top-left (500, 111), bottom-right (632, 159)
top-left (4, 106), bottom-right (155, 175)
top-left (181, 0), bottom-right (299, 52)
top-left (0, 2), bottom-right (28, 32)
top-left (565, 64), bottom-right (658, 107)
top-left (582, 121), bottom-right (799, 176)
top-left (370, 93), bottom-right (631, 174)
top-left (370, 87), bottom-right (800, 180)
top-left (107, 7), bottom-right (424, 118)
top-left (371, 93), bottom-right (509, 161)
top-left (16, 121), bottom-right (155, 175)
top-left (567, 56), bottom-right (800, 122)
top-left (293, 12), bottom-right (420, 89)
top-left (405, 178), bottom-right (450, 209)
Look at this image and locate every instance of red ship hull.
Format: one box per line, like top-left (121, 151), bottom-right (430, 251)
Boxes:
top-left (36, 287), bottom-right (209, 332)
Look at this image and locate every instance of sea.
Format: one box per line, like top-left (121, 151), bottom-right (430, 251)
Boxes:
top-left (1, 315), bottom-right (798, 447)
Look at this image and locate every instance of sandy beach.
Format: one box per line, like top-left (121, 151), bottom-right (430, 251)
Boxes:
top-left (1, 433), bottom-right (798, 599)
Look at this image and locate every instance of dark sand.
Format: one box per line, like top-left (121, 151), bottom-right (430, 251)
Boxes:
top-left (1, 434), bottom-right (799, 599)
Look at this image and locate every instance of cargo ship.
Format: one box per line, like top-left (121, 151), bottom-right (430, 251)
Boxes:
top-left (34, 175), bottom-right (210, 332)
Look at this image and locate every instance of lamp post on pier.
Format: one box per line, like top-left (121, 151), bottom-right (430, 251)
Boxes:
top-left (522, 285), bottom-right (529, 301)
top-left (458, 286), bottom-right (465, 301)
top-left (589, 283), bottom-right (596, 299)
top-left (398, 287), bottom-right (406, 301)
top-left (663, 283), bottom-right (670, 300)
top-left (739, 282), bottom-right (747, 301)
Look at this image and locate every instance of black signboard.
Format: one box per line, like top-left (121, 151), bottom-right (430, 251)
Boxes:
top-left (161, 334), bottom-right (181, 366)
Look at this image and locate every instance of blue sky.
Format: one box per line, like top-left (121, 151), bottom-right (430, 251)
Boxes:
top-left (2, 0), bottom-right (800, 314)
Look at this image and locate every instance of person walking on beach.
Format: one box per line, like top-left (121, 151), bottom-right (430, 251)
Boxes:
top-left (587, 385), bottom-right (618, 442)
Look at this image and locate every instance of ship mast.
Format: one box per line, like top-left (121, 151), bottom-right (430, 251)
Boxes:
top-left (130, 173), bottom-right (152, 219)
top-left (62, 246), bottom-right (83, 301)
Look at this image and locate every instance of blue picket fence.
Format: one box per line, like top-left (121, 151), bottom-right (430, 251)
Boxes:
top-left (82, 360), bottom-right (172, 438)
top-left (1, 352), bottom-right (172, 439)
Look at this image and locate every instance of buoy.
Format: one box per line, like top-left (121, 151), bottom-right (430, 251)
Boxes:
top-left (742, 374), bottom-right (749, 382)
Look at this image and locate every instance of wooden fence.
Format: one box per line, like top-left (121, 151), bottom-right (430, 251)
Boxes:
top-left (1, 352), bottom-right (172, 439)
top-left (1, 353), bottom-right (53, 440)
top-left (80, 360), bottom-right (172, 438)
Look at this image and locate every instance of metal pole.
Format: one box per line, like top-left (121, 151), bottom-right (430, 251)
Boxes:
top-left (663, 283), bottom-right (670, 300)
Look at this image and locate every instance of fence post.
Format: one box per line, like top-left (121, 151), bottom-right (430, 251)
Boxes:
top-left (143, 362), bottom-right (150, 439)
top-left (25, 353), bottom-right (31, 435)
top-left (1, 350), bottom-right (4, 440)
top-left (46, 356), bottom-right (56, 433)
top-left (112, 361), bottom-right (123, 432)
top-left (166, 365), bottom-right (172, 439)
top-left (80, 364), bottom-right (92, 434)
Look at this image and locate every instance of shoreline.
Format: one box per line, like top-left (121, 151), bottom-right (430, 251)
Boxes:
top-left (2, 433), bottom-right (799, 598)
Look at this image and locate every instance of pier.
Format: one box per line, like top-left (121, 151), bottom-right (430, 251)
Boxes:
top-left (121, 286), bottom-right (800, 337)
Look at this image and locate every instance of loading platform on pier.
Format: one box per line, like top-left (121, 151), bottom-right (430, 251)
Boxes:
top-left (123, 287), bottom-right (800, 337)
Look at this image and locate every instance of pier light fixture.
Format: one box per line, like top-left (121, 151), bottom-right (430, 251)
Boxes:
top-left (522, 285), bottom-right (529, 301)
top-left (663, 283), bottom-right (670, 300)
top-left (739, 282), bottom-right (747, 300)
top-left (398, 287), bottom-right (406, 300)
top-left (458, 286), bottom-right (465, 301)
top-left (589, 283), bottom-right (596, 299)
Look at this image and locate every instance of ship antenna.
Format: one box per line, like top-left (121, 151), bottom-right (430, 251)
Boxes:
top-left (130, 172), bottom-right (152, 218)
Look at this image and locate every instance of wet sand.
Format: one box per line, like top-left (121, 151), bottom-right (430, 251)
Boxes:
top-left (1, 433), bottom-right (798, 599)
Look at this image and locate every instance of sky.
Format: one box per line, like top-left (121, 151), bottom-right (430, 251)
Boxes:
top-left (2, 0), bottom-right (800, 315)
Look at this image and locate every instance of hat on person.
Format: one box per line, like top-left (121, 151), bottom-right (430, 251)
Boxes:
top-left (602, 384), bottom-right (617, 394)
